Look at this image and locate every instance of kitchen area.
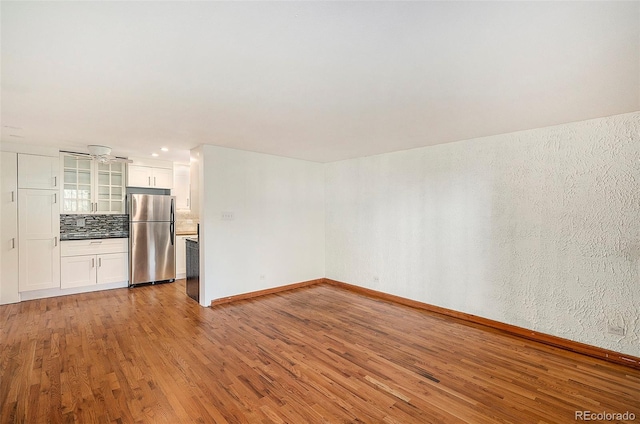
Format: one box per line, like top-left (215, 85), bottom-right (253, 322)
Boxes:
top-left (0, 147), bottom-right (200, 305)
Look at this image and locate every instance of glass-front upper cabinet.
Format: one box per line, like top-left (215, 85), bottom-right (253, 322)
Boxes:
top-left (63, 155), bottom-right (92, 213)
top-left (61, 153), bottom-right (125, 214)
top-left (97, 162), bottom-right (124, 213)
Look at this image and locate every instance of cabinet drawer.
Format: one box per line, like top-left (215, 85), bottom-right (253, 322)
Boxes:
top-left (61, 238), bottom-right (128, 256)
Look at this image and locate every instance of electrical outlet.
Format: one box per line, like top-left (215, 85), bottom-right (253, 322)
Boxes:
top-left (76, 218), bottom-right (86, 227)
top-left (259, 274), bottom-right (266, 280)
top-left (373, 276), bottom-right (380, 284)
top-left (221, 211), bottom-right (235, 221)
top-left (607, 325), bottom-right (626, 336)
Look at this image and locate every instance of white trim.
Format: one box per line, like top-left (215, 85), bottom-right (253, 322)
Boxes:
top-left (19, 281), bottom-right (129, 301)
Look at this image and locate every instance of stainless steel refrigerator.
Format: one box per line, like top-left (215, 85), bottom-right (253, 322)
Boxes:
top-left (127, 194), bottom-right (176, 286)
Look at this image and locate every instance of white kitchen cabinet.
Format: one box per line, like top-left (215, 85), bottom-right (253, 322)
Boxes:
top-left (173, 164), bottom-right (190, 210)
top-left (60, 239), bottom-right (128, 289)
top-left (176, 235), bottom-right (188, 278)
top-left (153, 167), bottom-right (173, 189)
top-left (60, 154), bottom-right (125, 214)
top-left (18, 189), bottom-right (60, 291)
top-left (60, 255), bottom-right (96, 288)
top-left (96, 252), bottom-right (128, 284)
top-left (95, 162), bottom-right (125, 213)
top-left (18, 154), bottom-right (59, 189)
top-left (127, 165), bottom-right (173, 189)
top-left (1, 152), bottom-right (20, 304)
top-left (127, 165), bottom-right (152, 188)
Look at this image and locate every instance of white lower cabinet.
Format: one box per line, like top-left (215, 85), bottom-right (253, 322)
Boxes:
top-left (60, 239), bottom-right (128, 289)
top-left (97, 253), bottom-right (128, 284)
top-left (61, 255), bottom-right (96, 288)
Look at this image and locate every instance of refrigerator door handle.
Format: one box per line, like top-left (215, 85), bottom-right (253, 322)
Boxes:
top-left (170, 222), bottom-right (175, 246)
top-left (170, 197), bottom-right (175, 245)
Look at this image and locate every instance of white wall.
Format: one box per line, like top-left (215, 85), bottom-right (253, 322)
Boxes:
top-left (325, 112), bottom-right (640, 357)
top-left (198, 145), bottom-right (325, 306)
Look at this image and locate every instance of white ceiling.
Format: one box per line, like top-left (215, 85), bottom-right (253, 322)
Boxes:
top-left (2, 1), bottom-right (639, 163)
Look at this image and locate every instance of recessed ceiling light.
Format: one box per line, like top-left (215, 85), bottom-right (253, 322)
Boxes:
top-left (161, 147), bottom-right (169, 152)
top-left (151, 153), bottom-right (159, 157)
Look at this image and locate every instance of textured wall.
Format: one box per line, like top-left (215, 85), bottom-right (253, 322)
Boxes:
top-left (325, 112), bottom-right (640, 357)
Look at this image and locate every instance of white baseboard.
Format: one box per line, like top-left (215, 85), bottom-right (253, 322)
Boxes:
top-left (19, 281), bottom-right (129, 301)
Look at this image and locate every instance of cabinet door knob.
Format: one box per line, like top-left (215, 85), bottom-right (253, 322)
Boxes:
top-left (54, 237), bottom-right (58, 247)
top-left (11, 238), bottom-right (15, 249)
top-left (53, 176), bottom-right (57, 187)
top-left (98, 257), bottom-right (102, 267)
top-left (92, 258), bottom-right (95, 268)
top-left (148, 176), bottom-right (151, 186)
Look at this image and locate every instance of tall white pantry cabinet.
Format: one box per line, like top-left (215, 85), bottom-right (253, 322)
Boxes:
top-left (18, 154), bottom-right (61, 292)
top-left (0, 153), bottom-right (60, 303)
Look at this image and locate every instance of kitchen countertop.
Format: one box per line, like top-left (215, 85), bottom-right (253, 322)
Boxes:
top-left (60, 233), bottom-right (128, 241)
top-left (177, 231), bottom-right (198, 236)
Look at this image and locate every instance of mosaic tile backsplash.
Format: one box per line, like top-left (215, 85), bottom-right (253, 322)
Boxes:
top-left (60, 214), bottom-right (129, 240)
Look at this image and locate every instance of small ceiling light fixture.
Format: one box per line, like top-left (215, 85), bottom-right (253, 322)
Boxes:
top-left (160, 147), bottom-right (169, 152)
top-left (152, 153), bottom-right (159, 157)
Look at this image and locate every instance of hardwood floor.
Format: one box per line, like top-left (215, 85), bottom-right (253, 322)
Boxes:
top-left (1, 281), bottom-right (639, 423)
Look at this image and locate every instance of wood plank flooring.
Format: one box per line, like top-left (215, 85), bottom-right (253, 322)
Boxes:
top-left (1, 280), bottom-right (639, 423)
